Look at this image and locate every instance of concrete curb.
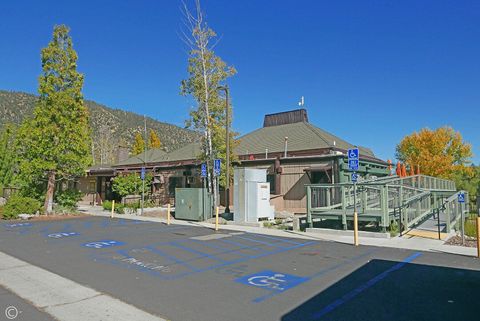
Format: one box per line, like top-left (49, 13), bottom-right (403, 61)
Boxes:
top-left (0, 252), bottom-right (168, 321)
top-left (78, 205), bottom-right (478, 257)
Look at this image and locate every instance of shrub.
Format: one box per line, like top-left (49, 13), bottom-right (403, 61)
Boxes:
top-left (3, 195), bottom-right (42, 219)
top-left (55, 189), bottom-right (83, 209)
top-left (465, 219), bottom-right (477, 238)
top-left (115, 203), bottom-right (125, 214)
top-left (103, 200), bottom-right (112, 211)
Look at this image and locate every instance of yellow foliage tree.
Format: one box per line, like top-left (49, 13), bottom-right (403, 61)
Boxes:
top-left (131, 132), bottom-right (145, 156)
top-left (148, 129), bottom-right (161, 149)
top-left (396, 127), bottom-right (473, 179)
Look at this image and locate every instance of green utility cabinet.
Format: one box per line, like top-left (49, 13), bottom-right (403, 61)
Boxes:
top-left (174, 188), bottom-right (213, 221)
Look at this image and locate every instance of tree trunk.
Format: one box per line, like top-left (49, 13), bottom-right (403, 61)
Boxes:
top-left (44, 171), bottom-right (56, 214)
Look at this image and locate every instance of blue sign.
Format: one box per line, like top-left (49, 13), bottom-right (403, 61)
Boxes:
top-left (214, 159), bottom-right (221, 176)
top-left (140, 167), bottom-right (146, 180)
top-left (82, 240), bottom-right (125, 249)
top-left (348, 159), bottom-right (359, 171)
top-left (348, 148), bottom-right (359, 171)
top-left (458, 192), bottom-right (465, 203)
top-left (351, 173), bottom-right (358, 183)
top-left (201, 163), bottom-right (207, 177)
top-left (348, 148), bottom-right (359, 160)
top-left (48, 232), bottom-right (79, 239)
top-left (236, 270), bottom-right (308, 292)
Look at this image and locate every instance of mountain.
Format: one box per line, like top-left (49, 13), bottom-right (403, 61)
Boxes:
top-left (0, 90), bottom-right (197, 164)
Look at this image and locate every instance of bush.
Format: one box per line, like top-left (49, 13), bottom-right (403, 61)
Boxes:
top-left (3, 195), bottom-right (42, 219)
top-left (465, 219), bottom-right (477, 238)
top-left (55, 190), bottom-right (82, 209)
top-left (103, 200), bottom-right (113, 211)
top-left (115, 203), bottom-right (125, 214)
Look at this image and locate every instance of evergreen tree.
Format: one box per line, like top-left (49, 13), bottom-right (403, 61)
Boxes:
top-left (0, 124), bottom-right (18, 188)
top-left (131, 132), bottom-right (145, 155)
top-left (19, 25), bottom-right (91, 213)
top-left (148, 129), bottom-right (162, 149)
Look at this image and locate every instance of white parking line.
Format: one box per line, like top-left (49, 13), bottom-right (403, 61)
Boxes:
top-left (0, 251), bottom-right (167, 321)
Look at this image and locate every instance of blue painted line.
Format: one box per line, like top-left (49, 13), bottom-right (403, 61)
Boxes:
top-left (170, 242), bottom-right (228, 263)
top-left (184, 239), bottom-right (255, 258)
top-left (144, 246), bottom-right (200, 272)
top-left (246, 233), bottom-right (303, 245)
top-left (232, 235), bottom-right (290, 249)
top-left (311, 252), bottom-right (422, 319)
top-left (252, 249), bottom-right (377, 303)
top-left (219, 238), bottom-right (270, 254)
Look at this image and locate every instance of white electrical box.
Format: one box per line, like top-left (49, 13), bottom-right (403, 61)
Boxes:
top-left (234, 168), bottom-right (275, 223)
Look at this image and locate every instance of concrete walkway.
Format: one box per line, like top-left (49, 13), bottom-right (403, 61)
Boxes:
top-left (78, 205), bottom-right (478, 257)
top-left (0, 251), bottom-right (167, 321)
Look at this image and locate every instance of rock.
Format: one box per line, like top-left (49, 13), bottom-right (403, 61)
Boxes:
top-left (0, 197), bottom-right (6, 206)
top-left (274, 211), bottom-right (294, 219)
top-left (18, 214), bottom-right (34, 220)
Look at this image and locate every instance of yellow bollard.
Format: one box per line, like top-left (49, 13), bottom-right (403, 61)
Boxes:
top-left (215, 207), bottom-right (219, 231)
top-left (111, 200), bottom-right (115, 219)
top-left (476, 217), bottom-right (480, 259)
top-left (353, 211), bottom-right (359, 246)
top-left (167, 204), bottom-right (171, 225)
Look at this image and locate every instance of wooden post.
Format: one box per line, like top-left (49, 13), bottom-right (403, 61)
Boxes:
top-left (167, 204), bottom-right (171, 225)
top-left (215, 206), bottom-right (219, 231)
top-left (111, 200), bottom-right (115, 219)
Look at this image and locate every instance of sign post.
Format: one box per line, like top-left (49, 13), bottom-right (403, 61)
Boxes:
top-left (141, 167), bottom-right (145, 216)
top-left (348, 148), bottom-right (359, 246)
top-left (458, 192), bottom-right (465, 245)
top-left (214, 159), bottom-right (221, 207)
top-left (201, 163), bottom-right (207, 221)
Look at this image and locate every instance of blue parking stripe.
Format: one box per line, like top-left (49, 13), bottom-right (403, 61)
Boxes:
top-left (182, 239), bottom-right (256, 258)
top-left (232, 235), bottom-right (291, 249)
top-left (311, 252), bottom-right (422, 319)
top-left (144, 246), bottom-right (200, 272)
top-left (246, 233), bottom-right (303, 245)
top-left (252, 249), bottom-right (377, 303)
top-left (170, 242), bottom-right (228, 263)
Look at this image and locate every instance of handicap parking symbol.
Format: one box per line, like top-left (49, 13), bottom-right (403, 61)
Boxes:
top-left (4, 222), bottom-right (32, 228)
top-left (236, 270), bottom-right (308, 292)
top-left (48, 232), bottom-right (79, 239)
top-left (82, 240), bottom-right (125, 249)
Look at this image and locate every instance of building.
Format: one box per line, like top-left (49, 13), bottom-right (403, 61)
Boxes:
top-left (81, 109), bottom-right (389, 213)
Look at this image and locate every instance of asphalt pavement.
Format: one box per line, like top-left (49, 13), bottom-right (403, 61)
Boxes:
top-left (0, 217), bottom-right (479, 321)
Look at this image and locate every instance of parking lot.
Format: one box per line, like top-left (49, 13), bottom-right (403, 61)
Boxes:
top-left (1, 216), bottom-right (479, 321)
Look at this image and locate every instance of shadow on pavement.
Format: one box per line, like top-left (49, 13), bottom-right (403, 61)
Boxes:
top-left (282, 258), bottom-right (480, 321)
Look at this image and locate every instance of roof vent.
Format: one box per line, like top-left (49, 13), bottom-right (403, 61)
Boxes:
top-left (263, 109), bottom-right (308, 127)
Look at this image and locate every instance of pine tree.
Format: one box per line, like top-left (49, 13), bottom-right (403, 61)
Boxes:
top-left (19, 25), bottom-right (91, 213)
top-left (0, 124), bottom-right (18, 188)
top-left (131, 132), bottom-right (145, 155)
top-left (148, 129), bottom-right (162, 149)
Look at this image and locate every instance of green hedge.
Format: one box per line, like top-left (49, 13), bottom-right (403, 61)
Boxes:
top-left (55, 190), bottom-right (82, 209)
top-left (3, 195), bottom-right (42, 219)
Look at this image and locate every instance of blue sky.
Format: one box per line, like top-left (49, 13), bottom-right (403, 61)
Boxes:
top-left (0, 0), bottom-right (478, 163)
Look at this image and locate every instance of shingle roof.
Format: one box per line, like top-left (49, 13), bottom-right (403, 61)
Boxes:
top-left (115, 148), bottom-right (167, 166)
top-left (113, 142), bottom-right (202, 167)
top-left (235, 121), bottom-right (375, 157)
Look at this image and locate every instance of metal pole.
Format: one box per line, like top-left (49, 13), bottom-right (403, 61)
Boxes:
top-left (437, 208), bottom-right (441, 240)
top-left (461, 201), bottom-right (465, 245)
top-left (141, 116), bottom-right (146, 216)
top-left (353, 177), bottom-right (359, 246)
top-left (223, 87), bottom-right (231, 213)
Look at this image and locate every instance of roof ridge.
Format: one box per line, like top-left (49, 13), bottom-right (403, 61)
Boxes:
top-left (303, 122), bottom-right (333, 147)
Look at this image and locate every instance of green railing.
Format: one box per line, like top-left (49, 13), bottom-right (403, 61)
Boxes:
top-left (305, 174), bottom-right (458, 232)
